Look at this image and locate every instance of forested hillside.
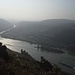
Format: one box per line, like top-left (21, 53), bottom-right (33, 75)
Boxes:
top-left (0, 18), bottom-right (14, 32)
top-left (2, 19), bottom-right (75, 53)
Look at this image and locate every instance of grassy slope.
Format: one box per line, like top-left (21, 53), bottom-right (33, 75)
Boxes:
top-left (0, 49), bottom-right (71, 75)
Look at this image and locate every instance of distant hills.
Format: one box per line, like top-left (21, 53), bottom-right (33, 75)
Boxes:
top-left (16, 19), bottom-right (75, 44)
top-left (1, 19), bottom-right (75, 53)
top-left (0, 18), bottom-right (14, 32)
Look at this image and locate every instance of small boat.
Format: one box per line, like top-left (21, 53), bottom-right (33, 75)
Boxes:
top-left (59, 62), bottom-right (75, 69)
top-left (73, 67), bottom-right (75, 69)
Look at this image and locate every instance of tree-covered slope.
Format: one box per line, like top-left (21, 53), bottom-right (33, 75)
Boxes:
top-left (2, 19), bottom-right (75, 44)
top-left (0, 18), bottom-right (14, 32)
top-left (2, 19), bottom-right (75, 53)
top-left (0, 42), bottom-right (71, 75)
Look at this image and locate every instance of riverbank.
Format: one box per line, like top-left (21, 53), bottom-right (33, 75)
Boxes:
top-left (1, 35), bottom-right (65, 54)
top-left (2, 35), bottom-right (75, 57)
top-left (0, 43), bottom-right (71, 75)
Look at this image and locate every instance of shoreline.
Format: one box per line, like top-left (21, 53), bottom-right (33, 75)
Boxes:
top-left (1, 35), bottom-right (75, 56)
top-left (7, 48), bottom-right (35, 61)
top-left (7, 48), bottom-right (71, 75)
top-left (0, 38), bottom-right (73, 75)
top-left (1, 35), bottom-right (65, 54)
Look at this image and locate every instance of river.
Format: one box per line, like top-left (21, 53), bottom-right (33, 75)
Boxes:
top-left (0, 25), bottom-right (75, 75)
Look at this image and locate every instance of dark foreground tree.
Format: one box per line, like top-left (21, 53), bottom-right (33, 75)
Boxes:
top-left (40, 56), bottom-right (53, 72)
top-left (0, 42), bottom-right (9, 62)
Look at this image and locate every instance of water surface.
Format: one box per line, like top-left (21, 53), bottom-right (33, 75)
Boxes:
top-left (0, 25), bottom-right (75, 75)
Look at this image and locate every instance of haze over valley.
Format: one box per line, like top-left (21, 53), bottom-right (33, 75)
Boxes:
top-left (1, 19), bottom-right (75, 54)
top-left (0, 0), bottom-right (75, 75)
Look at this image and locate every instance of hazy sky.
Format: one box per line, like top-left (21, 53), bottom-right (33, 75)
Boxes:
top-left (0, 0), bottom-right (75, 21)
